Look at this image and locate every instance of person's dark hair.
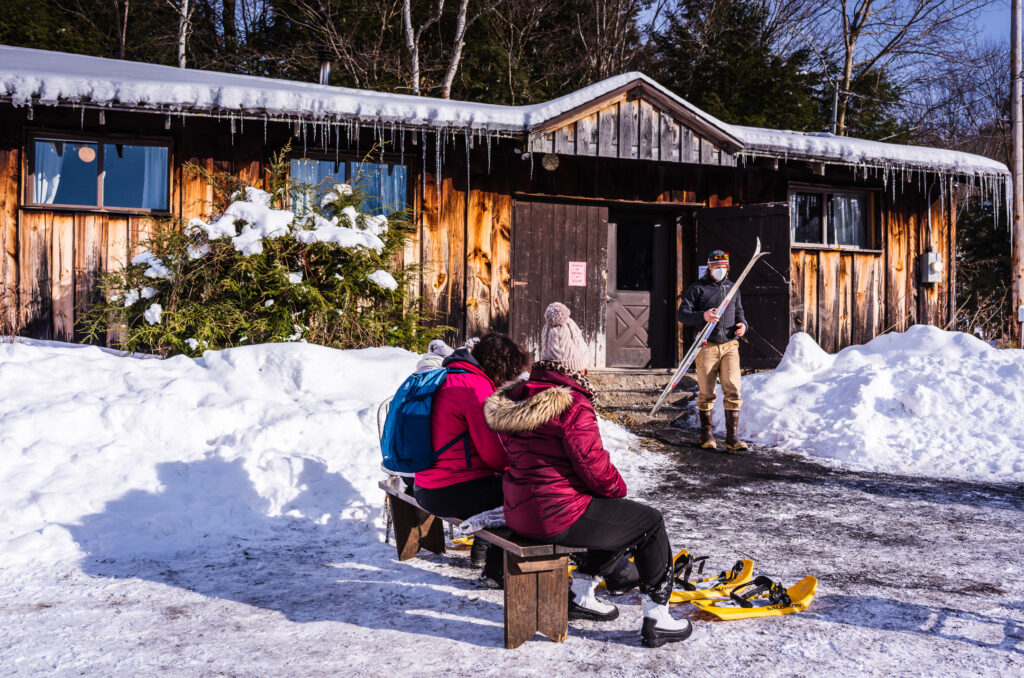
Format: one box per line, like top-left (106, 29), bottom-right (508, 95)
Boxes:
top-left (471, 333), bottom-right (531, 386)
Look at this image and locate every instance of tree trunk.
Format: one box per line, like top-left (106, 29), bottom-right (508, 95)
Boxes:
top-left (223, 0), bottom-right (237, 46)
top-left (177, 0), bottom-right (192, 69)
top-left (441, 0), bottom-right (471, 99)
top-left (402, 0), bottom-right (421, 95)
top-left (117, 0), bottom-right (130, 60)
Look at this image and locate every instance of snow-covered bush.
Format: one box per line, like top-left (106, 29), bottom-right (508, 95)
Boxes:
top-left (79, 147), bottom-right (440, 356)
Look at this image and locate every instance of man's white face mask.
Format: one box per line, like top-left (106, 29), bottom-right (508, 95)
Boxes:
top-left (710, 267), bottom-right (727, 282)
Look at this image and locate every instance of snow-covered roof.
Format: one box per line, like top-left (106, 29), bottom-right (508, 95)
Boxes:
top-left (0, 45), bottom-right (1008, 177)
top-left (732, 125), bottom-right (1008, 178)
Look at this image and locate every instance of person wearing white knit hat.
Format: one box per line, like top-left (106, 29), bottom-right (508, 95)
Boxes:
top-left (539, 301), bottom-right (591, 374)
top-left (484, 302), bottom-right (692, 648)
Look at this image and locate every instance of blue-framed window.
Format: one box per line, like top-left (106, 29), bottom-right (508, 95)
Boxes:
top-left (28, 136), bottom-right (170, 211)
top-left (289, 158), bottom-right (408, 216)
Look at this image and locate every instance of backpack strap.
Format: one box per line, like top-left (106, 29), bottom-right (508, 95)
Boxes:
top-left (436, 430), bottom-right (472, 469)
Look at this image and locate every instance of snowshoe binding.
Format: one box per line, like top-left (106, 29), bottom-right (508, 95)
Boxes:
top-left (690, 575), bottom-right (817, 620)
top-left (669, 549), bottom-right (754, 604)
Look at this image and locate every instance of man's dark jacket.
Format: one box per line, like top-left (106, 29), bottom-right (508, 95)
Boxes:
top-left (677, 274), bottom-right (747, 344)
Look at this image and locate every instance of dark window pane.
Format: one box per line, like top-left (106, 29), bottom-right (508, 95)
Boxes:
top-left (617, 222), bottom-right (653, 290)
top-left (350, 161), bottom-right (408, 215)
top-left (829, 194), bottom-right (868, 247)
top-left (290, 158), bottom-right (344, 215)
top-left (103, 144), bottom-right (169, 210)
top-left (34, 140), bottom-right (98, 206)
top-left (790, 192), bottom-right (822, 243)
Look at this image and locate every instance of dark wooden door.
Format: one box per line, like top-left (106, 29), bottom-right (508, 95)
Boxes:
top-left (697, 203), bottom-right (790, 369)
top-left (605, 212), bottom-right (675, 368)
top-left (510, 198), bottom-right (608, 363)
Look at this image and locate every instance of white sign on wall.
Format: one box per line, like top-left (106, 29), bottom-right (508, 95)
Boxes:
top-left (568, 261), bottom-right (587, 286)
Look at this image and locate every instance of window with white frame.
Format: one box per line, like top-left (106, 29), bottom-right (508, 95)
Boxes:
top-left (28, 136), bottom-right (170, 211)
top-left (789, 189), bottom-right (873, 248)
top-left (289, 157), bottom-right (408, 216)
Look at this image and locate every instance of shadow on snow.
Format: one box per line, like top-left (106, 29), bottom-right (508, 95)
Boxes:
top-left (64, 456), bottom-right (505, 648)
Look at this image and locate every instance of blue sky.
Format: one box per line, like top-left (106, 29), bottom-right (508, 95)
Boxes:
top-left (979, 1), bottom-right (1011, 42)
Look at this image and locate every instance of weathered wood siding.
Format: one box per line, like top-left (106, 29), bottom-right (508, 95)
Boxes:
top-left (528, 85), bottom-right (738, 167)
top-left (0, 140), bottom-right (18, 332)
top-left (0, 105), bottom-right (965, 360)
top-left (790, 249), bottom-right (884, 353)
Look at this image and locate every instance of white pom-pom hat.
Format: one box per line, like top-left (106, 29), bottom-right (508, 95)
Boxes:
top-left (540, 302), bottom-right (590, 373)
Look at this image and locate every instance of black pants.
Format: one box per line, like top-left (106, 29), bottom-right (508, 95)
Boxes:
top-left (413, 475), bottom-right (504, 581)
top-left (548, 497), bottom-right (674, 604)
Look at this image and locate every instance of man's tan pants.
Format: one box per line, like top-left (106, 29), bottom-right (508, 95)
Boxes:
top-left (695, 340), bottom-right (742, 412)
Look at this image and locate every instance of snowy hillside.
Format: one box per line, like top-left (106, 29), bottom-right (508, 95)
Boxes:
top-left (0, 339), bottom-right (658, 570)
top-left (718, 326), bottom-right (1024, 481)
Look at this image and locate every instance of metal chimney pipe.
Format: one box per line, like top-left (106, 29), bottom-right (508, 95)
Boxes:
top-left (318, 50), bottom-right (333, 86)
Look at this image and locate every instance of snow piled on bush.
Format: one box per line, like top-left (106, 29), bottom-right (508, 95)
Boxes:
top-left (184, 187), bottom-right (387, 258)
top-left (0, 340), bottom-right (660, 569)
top-left (726, 326), bottom-right (1024, 481)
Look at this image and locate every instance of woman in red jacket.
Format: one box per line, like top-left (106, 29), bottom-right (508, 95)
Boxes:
top-left (413, 333), bottom-right (530, 584)
top-left (484, 303), bottom-right (692, 648)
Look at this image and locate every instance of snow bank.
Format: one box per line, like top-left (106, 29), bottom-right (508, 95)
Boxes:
top-left (0, 340), bottom-right (659, 570)
top-left (725, 326), bottom-right (1024, 481)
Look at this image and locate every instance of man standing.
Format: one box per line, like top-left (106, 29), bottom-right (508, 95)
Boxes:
top-left (676, 250), bottom-right (749, 451)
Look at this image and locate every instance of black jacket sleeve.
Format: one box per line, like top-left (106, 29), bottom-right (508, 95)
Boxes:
top-left (677, 283), bottom-right (706, 326)
top-left (732, 288), bottom-right (746, 328)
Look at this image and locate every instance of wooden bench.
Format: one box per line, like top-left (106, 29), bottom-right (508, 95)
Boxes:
top-left (379, 476), bottom-right (584, 649)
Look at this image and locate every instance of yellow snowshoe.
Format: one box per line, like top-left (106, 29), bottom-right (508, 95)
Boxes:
top-left (690, 575), bottom-right (817, 620)
top-left (669, 550), bottom-right (754, 604)
top-left (451, 536), bottom-right (474, 550)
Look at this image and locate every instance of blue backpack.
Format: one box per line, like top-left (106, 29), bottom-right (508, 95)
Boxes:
top-left (379, 367), bottom-right (471, 476)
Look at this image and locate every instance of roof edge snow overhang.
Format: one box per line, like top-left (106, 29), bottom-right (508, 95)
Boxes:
top-left (0, 45), bottom-right (1008, 179)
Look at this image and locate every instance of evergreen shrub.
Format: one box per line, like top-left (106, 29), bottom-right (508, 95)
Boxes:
top-left (80, 146), bottom-right (442, 356)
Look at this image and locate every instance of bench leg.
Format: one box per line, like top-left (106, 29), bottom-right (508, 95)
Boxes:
top-left (388, 495), bottom-right (446, 561)
top-left (503, 553), bottom-right (569, 649)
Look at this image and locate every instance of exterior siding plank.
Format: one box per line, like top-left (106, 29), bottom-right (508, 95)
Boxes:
top-left (0, 146), bottom-right (18, 331)
top-left (20, 212), bottom-right (52, 339)
top-left (597, 105), bottom-right (619, 158)
top-left (51, 214), bottom-right (75, 342)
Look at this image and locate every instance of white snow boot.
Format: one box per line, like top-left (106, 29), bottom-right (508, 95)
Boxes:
top-left (640, 595), bottom-right (693, 647)
top-left (568, 574), bottom-right (619, 621)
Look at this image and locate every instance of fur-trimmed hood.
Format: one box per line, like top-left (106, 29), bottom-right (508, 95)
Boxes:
top-left (484, 382), bottom-right (575, 435)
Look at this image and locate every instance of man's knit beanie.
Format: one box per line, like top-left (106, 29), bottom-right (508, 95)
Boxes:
top-left (540, 302), bottom-right (590, 373)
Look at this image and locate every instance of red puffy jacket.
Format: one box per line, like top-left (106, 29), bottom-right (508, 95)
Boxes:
top-left (414, 352), bottom-right (509, 489)
top-left (483, 367), bottom-right (626, 539)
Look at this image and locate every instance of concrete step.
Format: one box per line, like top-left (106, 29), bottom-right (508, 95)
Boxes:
top-left (588, 368), bottom-right (697, 393)
top-left (598, 389), bottom-right (695, 409)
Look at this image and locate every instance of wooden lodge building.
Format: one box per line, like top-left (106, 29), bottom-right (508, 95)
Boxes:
top-left (0, 46), bottom-right (1010, 368)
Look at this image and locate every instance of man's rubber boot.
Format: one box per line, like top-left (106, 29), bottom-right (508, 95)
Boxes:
top-left (568, 574), bottom-right (619, 621)
top-left (725, 410), bottom-right (749, 451)
top-left (699, 410), bottom-right (717, 449)
top-left (640, 595), bottom-right (694, 647)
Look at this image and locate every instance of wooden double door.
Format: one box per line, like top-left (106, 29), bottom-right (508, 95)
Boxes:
top-left (509, 197), bottom-right (679, 369)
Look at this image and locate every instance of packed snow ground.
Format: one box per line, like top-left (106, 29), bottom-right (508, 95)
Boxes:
top-left (706, 326), bottom-right (1024, 482)
top-left (1, 336), bottom-right (1021, 675)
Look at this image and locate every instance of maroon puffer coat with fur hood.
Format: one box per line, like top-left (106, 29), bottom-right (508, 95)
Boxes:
top-left (484, 366), bottom-right (626, 539)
